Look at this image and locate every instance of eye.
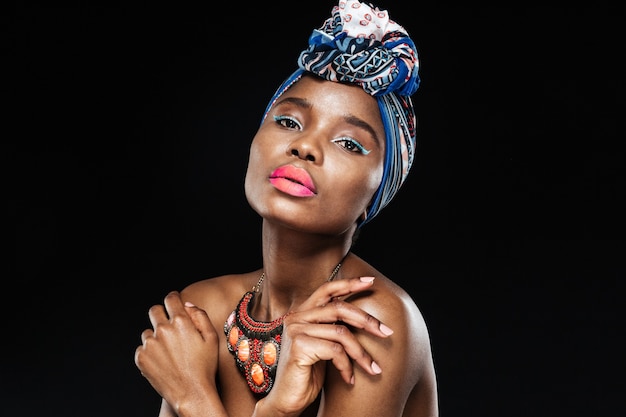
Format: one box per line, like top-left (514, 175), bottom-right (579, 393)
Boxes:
top-left (273, 115), bottom-right (302, 130)
top-left (331, 137), bottom-right (371, 155)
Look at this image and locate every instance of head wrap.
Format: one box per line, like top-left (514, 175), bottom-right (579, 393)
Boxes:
top-left (262, 0), bottom-right (420, 227)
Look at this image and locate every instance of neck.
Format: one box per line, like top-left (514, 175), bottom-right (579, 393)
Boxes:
top-left (251, 221), bottom-right (355, 320)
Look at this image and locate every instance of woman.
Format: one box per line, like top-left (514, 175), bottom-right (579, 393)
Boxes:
top-left (135, 1), bottom-right (438, 416)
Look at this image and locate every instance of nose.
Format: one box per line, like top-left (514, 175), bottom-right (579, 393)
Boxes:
top-left (291, 148), bottom-right (315, 162)
top-left (289, 136), bottom-right (320, 162)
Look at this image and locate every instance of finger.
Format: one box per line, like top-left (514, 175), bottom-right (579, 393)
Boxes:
top-left (183, 301), bottom-right (217, 342)
top-left (140, 328), bottom-right (154, 344)
top-left (135, 331), bottom-right (156, 375)
top-left (148, 292), bottom-right (198, 338)
top-left (288, 333), bottom-right (355, 384)
top-left (161, 292), bottom-right (208, 338)
top-left (298, 276), bottom-right (376, 310)
top-left (134, 345), bottom-right (144, 372)
top-left (287, 322), bottom-right (382, 377)
top-left (147, 304), bottom-right (168, 329)
top-left (163, 291), bottom-right (186, 316)
top-left (287, 298), bottom-right (393, 338)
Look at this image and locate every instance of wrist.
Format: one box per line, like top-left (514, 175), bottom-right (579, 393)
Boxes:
top-left (174, 385), bottom-right (228, 417)
top-left (252, 397), bottom-right (298, 417)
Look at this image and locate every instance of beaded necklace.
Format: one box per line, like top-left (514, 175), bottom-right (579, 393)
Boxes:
top-left (223, 262), bottom-right (343, 395)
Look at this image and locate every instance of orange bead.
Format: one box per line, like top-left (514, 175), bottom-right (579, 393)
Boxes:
top-left (251, 363), bottom-right (264, 386)
top-left (228, 326), bottom-right (239, 347)
top-left (237, 339), bottom-right (250, 362)
top-left (263, 342), bottom-right (277, 366)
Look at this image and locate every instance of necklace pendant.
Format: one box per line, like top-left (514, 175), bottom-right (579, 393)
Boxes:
top-left (223, 291), bottom-right (283, 395)
top-left (223, 262), bottom-right (343, 395)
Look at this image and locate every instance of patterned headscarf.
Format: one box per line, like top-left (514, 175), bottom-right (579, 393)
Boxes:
top-left (262, 0), bottom-right (420, 227)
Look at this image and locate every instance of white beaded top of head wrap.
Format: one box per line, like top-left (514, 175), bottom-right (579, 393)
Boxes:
top-left (300, 0), bottom-right (419, 97)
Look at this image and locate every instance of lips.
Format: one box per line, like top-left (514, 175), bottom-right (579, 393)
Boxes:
top-left (269, 165), bottom-right (317, 197)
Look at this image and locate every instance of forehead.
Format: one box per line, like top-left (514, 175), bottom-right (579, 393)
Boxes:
top-left (278, 74), bottom-right (382, 125)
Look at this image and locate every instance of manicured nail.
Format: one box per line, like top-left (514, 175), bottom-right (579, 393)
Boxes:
top-left (350, 374), bottom-right (355, 385)
top-left (371, 361), bottom-right (382, 374)
top-left (379, 323), bottom-right (394, 336)
top-left (359, 276), bottom-right (375, 283)
top-left (184, 301), bottom-right (196, 307)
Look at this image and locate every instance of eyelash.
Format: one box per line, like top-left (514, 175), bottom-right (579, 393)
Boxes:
top-left (273, 115), bottom-right (302, 130)
top-left (273, 115), bottom-right (371, 155)
top-left (331, 137), bottom-right (371, 155)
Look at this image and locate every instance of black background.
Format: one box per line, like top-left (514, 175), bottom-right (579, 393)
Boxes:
top-left (9, 2), bottom-right (624, 416)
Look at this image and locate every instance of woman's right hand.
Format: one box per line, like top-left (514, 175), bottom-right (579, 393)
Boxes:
top-left (135, 291), bottom-right (228, 417)
top-left (254, 276), bottom-right (394, 417)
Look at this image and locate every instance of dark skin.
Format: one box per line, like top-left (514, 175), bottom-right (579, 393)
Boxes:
top-left (135, 74), bottom-right (438, 417)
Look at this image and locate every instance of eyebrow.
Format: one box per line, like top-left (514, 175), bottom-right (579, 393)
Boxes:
top-left (343, 114), bottom-right (381, 146)
top-left (274, 96), bottom-right (312, 110)
top-left (273, 97), bottom-right (381, 145)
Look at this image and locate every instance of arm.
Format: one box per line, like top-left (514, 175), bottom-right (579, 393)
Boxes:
top-left (136, 278), bottom-right (399, 417)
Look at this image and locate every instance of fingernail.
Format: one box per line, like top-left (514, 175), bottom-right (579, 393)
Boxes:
top-left (371, 361), bottom-right (382, 374)
top-left (184, 301), bottom-right (196, 307)
top-left (359, 276), bottom-right (375, 283)
top-left (379, 323), bottom-right (394, 336)
top-left (350, 375), bottom-right (355, 385)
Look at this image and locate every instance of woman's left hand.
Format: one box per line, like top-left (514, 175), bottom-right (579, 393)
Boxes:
top-left (255, 276), bottom-right (393, 416)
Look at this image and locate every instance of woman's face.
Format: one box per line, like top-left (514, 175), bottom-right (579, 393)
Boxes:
top-left (244, 74), bottom-right (385, 235)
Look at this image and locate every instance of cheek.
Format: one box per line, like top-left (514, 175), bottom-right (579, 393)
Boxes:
top-left (360, 150), bottom-right (385, 194)
top-left (246, 131), bottom-right (272, 170)
top-left (367, 162), bottom-right (384, 190)
top-left (244, 140), bottom-right (264, 195)
top-left (335, 162), bottom-right (383, 211)
top-left (363, 166), bottom-right (384, 205)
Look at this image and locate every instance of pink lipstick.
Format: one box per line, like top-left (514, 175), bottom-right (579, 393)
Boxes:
top-left (269, 165), bottom-right (317, 197)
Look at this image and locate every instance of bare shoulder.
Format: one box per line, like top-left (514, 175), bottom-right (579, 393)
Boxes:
top-left (325, 261), bottom-right (438, 417)
top-left (178, 271), bottom-right (261, 321)
top-left (369, 272), bottom-right (438, 416)
top-left (350, 269), bottom-right (434, 376)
